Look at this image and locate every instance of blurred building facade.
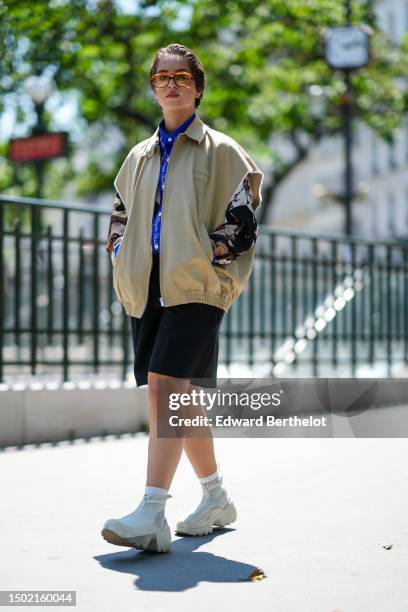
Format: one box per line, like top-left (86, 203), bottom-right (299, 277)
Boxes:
top-left (268, 0), bottom-right (408, 239)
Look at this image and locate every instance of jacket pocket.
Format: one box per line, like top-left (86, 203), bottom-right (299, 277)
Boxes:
top-left (198, 222), bottom-right (214, 263)
top-left (111, 237), bottom-right (123, 268)
top-left (112, 266), bottom-right (125, 305)
top-left (112, 223), bottom-right (130, 270)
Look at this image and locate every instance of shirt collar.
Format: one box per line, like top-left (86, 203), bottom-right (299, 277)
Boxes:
top-left (143, 113), bottom-right (207, 158)
top-left (158, 112), bottom-right (196, 151)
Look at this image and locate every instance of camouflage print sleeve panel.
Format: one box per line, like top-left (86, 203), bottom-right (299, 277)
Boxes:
top-left (105, 191), bottom-right (128, 259)
top-left (208, 173), bottom-right (258, 265)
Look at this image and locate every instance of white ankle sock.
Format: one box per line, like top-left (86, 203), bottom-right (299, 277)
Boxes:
top-left (199, 461), bottom-right (221, 483)
top-left (198, 465), bottom-right (229, 500)
top-left (145, 485), bottom-right (169, 497)
top-left (199, 469), bottom-right (220, 484)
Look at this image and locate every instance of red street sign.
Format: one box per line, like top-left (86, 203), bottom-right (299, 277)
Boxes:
top-left (9, 132), bottom-right (68, 163)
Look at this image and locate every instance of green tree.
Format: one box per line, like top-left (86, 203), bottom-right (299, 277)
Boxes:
top-left (1, 0), bottom-right (407, 222)
top-left (183, 0), bottom-right (408, 222)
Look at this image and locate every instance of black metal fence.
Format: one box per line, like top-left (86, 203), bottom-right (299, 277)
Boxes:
top-left (1, 194), bottom-right (407, 383)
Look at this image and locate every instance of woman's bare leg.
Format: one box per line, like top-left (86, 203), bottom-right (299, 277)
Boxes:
top-left (146, 371), bottom-right (191, 490)
top-left (182, 382), bottom-right (218, 478)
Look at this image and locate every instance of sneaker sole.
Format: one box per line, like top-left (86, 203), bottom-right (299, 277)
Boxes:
top-left (101, 523), bottom-right (171, 553)
top-left (175, 501), bottom-right (237, 536)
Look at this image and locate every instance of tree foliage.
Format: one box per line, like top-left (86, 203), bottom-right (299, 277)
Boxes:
top-left (1, 0), bottom-right (407, 219)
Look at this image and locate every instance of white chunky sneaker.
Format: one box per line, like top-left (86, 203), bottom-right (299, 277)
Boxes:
top-left (101, 493), bottom-right (172, 552)
top-left (176, 474), bottom-right (237, 536)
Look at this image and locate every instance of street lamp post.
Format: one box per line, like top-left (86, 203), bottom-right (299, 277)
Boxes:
top-left (24, 75), bottom-right (54, 199)
top-left (324, 0), bottom-right (370, 236)
top-left (342, 0), bottom-right (354, 237)
top-left (342, 73), bottom-right (353, 236)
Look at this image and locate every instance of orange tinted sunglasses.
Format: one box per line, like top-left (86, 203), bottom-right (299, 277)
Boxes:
top-left (150, 71), bottom-right (194, 88)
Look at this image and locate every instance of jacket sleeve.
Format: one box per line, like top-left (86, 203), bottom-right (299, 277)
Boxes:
top-left (106, 191), bottom-right (128, 265)
top-left (208, 173), bottom-right (258, 265)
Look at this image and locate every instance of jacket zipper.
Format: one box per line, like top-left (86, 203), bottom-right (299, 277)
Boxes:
top-left (139, 152), bottom-right (161, 318)
top-left (159, 138), bottom-right (179, 308)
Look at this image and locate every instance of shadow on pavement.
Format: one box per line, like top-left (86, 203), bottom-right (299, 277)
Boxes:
top-left (95, 527), bottom-right (259, 591)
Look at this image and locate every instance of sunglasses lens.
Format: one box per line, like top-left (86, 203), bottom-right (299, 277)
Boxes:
top-left (151, 72), bottom-right (193, 87)
top-left (151, 74), bottom-right (168, 87)
top-left (174, 73), bottom-right (193, 86)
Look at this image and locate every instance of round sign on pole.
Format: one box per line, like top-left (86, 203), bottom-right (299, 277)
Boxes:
top-left (325, 26), bottom-right (370, 70)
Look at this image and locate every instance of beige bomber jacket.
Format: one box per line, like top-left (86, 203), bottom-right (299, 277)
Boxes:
top-left (112, 113), bottom-right (264, 318)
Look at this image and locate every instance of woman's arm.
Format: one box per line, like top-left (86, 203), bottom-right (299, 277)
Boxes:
top-left (209, 174), bottom-right (258, 265)
top-left (106, 192), bottom-right (128, 265)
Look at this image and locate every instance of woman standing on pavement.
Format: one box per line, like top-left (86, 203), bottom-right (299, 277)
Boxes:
top-left (102, 44), bottom-right (263, 553)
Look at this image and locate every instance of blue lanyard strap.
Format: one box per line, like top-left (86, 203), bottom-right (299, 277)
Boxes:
top-left (151, 142), bottom-right (172, 251)
top-left (151, 112), bottom-right (196, 253)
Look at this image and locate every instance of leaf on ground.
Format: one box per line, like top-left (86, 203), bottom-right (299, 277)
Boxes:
top-left (248, 567), bottom-right (266, 581)
top-left (236, 567), bottom-right (267, 582)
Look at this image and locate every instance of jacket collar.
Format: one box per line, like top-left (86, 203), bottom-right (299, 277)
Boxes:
top-left (142, 113), bottom-right (207, 158)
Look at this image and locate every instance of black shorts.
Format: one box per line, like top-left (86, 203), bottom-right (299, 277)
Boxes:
top-left (130, 253), bottom-right (224, 388)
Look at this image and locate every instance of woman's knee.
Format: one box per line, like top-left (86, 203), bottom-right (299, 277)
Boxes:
top-left (147, 371), bottom-right (191, 396)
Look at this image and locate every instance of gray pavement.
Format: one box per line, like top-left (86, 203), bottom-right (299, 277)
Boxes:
top-left (1, 433), bottom-right (408, 611)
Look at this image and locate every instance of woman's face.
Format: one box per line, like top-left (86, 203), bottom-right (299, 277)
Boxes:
top-left (152, 55), bottom-right (202, 114)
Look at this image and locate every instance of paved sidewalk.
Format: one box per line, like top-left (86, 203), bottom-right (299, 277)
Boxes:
top-left (1, 433), bottom-right (407, 611)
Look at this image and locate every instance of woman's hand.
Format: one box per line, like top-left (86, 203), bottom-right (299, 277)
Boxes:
top-left (210, 238), bottom-right (230, 258)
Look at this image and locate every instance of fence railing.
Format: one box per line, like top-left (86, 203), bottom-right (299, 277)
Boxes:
top-left (1, 194), bottom-right (407, 383)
